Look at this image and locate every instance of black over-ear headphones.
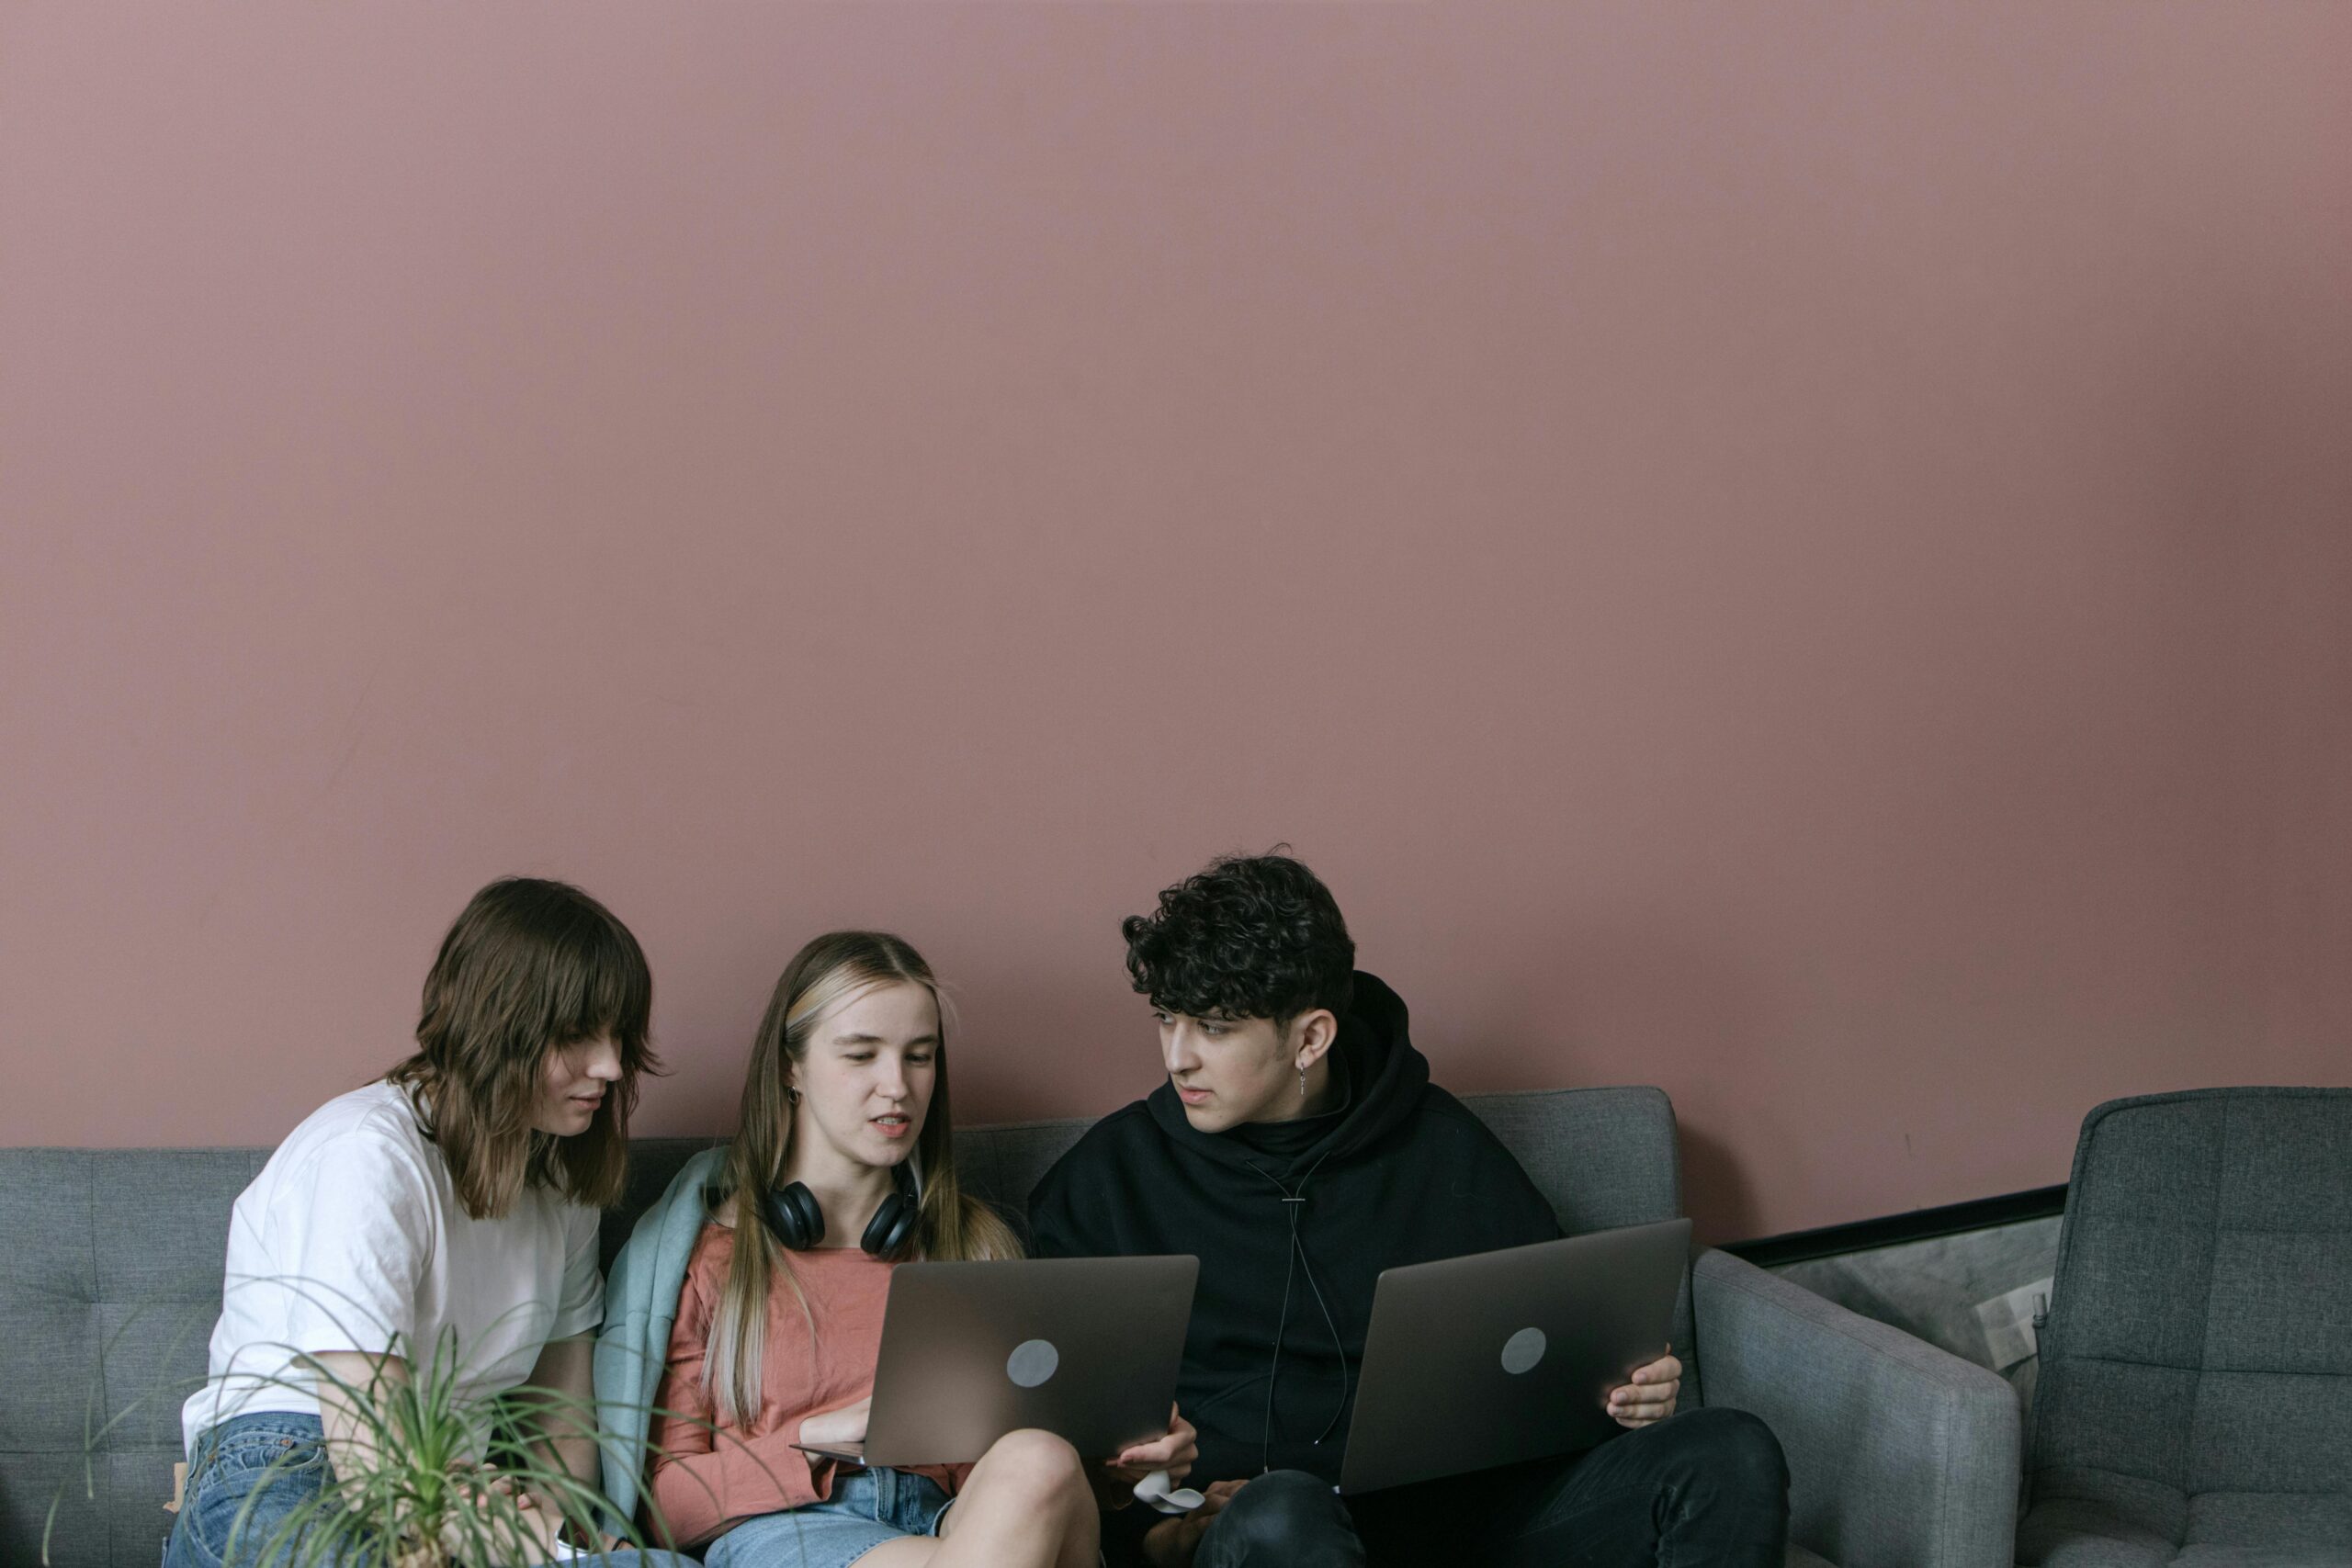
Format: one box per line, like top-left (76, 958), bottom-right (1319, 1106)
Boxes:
top-left (761, 1159), bottom-right (921, 1258)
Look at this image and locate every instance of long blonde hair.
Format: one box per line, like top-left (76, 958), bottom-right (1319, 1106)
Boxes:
top-left (704, 931), bottom-right (1021, 1427)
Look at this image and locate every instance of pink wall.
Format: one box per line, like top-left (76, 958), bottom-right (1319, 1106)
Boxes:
top-left (4, 2), bottom-right (2347, 1241)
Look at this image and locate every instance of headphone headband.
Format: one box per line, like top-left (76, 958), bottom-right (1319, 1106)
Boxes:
top-left (760, 1157), bottom-right (922, 1259)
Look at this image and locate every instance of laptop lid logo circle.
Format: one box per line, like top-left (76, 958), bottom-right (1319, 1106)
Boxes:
top-left (1008, 1338), bottom-right (1061, 1388)
top-left (1501, 1327), bottom-right (1547, 1375)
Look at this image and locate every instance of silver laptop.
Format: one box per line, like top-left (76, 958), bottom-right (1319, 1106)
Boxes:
top-left (792, 1255), bottom-right (1199, 1468)
top-left (1339, 1218), bottom-right (1692, 1495)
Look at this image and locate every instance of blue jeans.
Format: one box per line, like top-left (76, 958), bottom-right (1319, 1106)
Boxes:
top-left (164, 1412), bottom-right (695, 1568)
top-left (702, 1468), bottom-right (955, 1568)
top-left (1193, 1407), bottom-right (1789, 1568)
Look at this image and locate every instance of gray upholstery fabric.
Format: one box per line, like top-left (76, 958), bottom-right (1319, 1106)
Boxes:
top-left (1696, 1249), bottom-right (2021, 1568)
top-left (2019, 1089), bottom-right (2352, 1567)
top-left (5, 1086), bottom-right (2006, 1568)
top-left (1, 1149), bottom-right (268, 1568)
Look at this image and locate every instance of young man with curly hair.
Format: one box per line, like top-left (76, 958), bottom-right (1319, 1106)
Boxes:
top-left (1027, 852), bottom-right (1789, 1568)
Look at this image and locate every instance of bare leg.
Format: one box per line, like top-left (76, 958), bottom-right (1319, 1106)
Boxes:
top-left (854, 1429), bottom-right (1099, 1568)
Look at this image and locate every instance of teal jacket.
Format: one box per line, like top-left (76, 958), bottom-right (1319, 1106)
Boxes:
top-left (594, 1146), bottom-right (726, 1531)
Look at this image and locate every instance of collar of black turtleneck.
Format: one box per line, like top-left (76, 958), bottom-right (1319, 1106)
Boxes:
top-left (1221, 1045), bottom-right (1356, 1166)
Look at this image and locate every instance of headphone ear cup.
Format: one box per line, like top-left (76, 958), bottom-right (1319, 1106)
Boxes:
top-left (862, 1164), bottom-right (922, 1258)
top-left (763, 1182), bottom-right (825, 1251)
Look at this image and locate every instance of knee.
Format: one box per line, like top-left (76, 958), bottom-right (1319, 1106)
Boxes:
top-left (1668, 1405), bottom-right (1788, 1503)
top-left (1215, 1470), bottom-right (1354, 1554)
top-left (977, 1427), bottom-right (1091, 1507)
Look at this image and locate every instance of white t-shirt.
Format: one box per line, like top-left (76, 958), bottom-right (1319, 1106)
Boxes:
top-left (181, 1080), bottom-right (605, 1459)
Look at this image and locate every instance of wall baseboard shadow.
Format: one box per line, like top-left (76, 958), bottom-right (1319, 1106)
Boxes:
top-left (1721, 1184), bottom-right (2068, 1269)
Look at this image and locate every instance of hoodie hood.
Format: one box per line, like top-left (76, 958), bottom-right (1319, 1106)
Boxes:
top-left (1143, 970), bottom-right (1431, 1177)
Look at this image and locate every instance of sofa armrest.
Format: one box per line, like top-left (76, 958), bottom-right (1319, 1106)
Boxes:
top-left (1693, 1248), bottom-right (2018, 1568)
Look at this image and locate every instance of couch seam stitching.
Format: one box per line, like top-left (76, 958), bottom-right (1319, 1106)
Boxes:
top-left (86, 1149), bottom-right (117, 1565)
top-left (2178, 1099), bottom-right (2232, 1533)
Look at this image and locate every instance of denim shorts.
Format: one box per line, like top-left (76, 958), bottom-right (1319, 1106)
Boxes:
top-left (702, 1468), bottom-right (954, 1568)
top-left (164, 1412), bottom-right (346, 1568)
top-left (164, 1412), bottom-right (693, 1568)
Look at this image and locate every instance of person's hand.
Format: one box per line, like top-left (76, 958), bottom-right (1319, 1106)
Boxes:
top-left (509, 1483), bottom-right (615, 1558)
top-left (798, 1396), bottom-right (873, 1450)
top-left (502, 1496), bottom-right (568, 1564)
top-left (452, 1466), bottom-right (567, 1565)
top-left (414, 1467), bottom-right (564, 1567)
top-left (1104, 1404), bottom-right (1200, 1489)
top-left (1140, 1478), bottom-right (1244, 1568)
top-left (1608, 1348), bottom-right (1682, 1428)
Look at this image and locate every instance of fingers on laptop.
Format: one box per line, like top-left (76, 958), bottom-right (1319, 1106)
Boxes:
top-left (1605, 1347), bottom-right (1680, 1426)
top-left (1111, 1404), bottom-right (1199, 1473)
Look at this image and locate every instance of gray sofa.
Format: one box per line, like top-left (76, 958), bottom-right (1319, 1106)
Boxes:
top-left (4, 1086), bottom-right (2019, 1568)
top-left (2017, 1088), bottom-right (2352, 1566)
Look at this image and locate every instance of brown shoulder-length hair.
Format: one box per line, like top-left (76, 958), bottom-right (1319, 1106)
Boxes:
top-left (386, 877), bottom-right (659, 1220)
top-left (705, 931), bottom-right (1020, 1426)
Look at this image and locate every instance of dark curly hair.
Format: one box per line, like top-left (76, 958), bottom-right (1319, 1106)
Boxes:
top-left (1122, 851), bottom-right (1356, 1024)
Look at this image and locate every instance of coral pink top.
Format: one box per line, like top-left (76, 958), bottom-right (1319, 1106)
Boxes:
top-left (645, 1224), bottom-right (969, 1547)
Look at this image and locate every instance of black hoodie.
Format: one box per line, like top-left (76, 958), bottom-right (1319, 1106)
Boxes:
top-left (1027, 973), bottom-right (1564, 1506)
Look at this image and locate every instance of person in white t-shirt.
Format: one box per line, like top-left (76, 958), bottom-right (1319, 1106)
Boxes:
top-left (167, 877), bottom-right (689, 1568)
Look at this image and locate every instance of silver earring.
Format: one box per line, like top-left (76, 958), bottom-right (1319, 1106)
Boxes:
top-left (787, 1088), bottom-right (800, 1106)
top-left (1297, 1063), bottom-right (1307, 1100)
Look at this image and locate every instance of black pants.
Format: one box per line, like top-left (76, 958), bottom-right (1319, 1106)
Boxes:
top-left (1193, 1407), bottom-right (1789, 1568)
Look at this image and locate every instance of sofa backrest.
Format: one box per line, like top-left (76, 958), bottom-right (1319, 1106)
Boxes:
top-left (1, 1085), bottom-right (1681, 1568)
top-left (0, 1147), bottom-right (274, 1568)
top-left (2030, 1087), bottom-right (2352, 1538)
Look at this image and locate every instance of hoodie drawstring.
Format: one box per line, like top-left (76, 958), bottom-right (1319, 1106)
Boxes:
top-left (1246, 1150), bottom-right (1351, 1474)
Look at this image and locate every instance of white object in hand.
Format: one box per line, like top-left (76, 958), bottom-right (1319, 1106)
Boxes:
top-left (1132, 1468), bottom-right (1205, 1515)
